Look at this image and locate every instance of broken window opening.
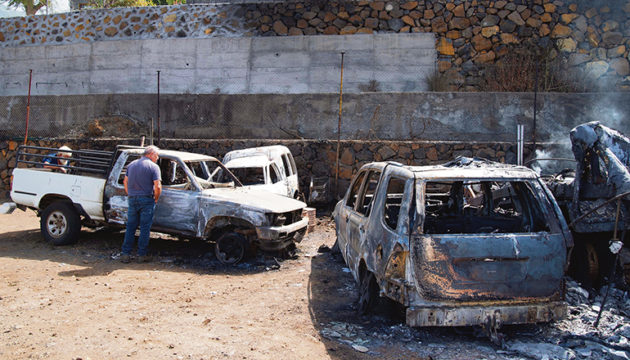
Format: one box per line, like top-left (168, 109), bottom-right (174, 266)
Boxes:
top-left (270, 164), bottom-right (281, 184)
top-left (118, 154), bottom-right (141, 185)
top-left (384, 177), bottom-right (406, 231)
top-left (357, 171), bottom-right (381, 216)
top-left (281, 154), bottom-right (292, 177)
top-left (230, 167), bottom-right (265, 186)
top-left (159, 159), bottom-right (192, 190)
top-left (422, 180), bottom-right (551, 234)
top-left (347, 171), bottom-right (367, 209)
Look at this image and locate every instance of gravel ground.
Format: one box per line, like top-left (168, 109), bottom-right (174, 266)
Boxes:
top-left (1, 209), bottom-right (629, 360)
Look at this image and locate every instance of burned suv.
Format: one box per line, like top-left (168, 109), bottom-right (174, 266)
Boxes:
top-left (333, 158), bottom-right (572, 334)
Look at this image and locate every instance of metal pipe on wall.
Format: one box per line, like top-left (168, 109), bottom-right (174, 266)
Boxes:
top-left (24, 69), bottom-right (33, 145)
top-left (157, 70), bottom-right (161, 146)
top-left (335, 52), bottom-right (345, 199)
top-left (517, 124), bottom-right (524, 166)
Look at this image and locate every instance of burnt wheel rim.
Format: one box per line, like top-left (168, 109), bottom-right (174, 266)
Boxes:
top-left (216, 236), bottom-right (245, 264)
top-left (46, 210), bottom-right (68, 238)
top-left (358, 272), bottom-right (374, 314)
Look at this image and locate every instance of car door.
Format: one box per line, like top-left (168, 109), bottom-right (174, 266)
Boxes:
top-left (368, 169), bottom-right (414, 276)
top-left (103, 151), bottom-right (138, 225)
top-left (266, 163), bottom-right (289, 196)
top-left (281, 153), bottom-right (299, 197)
top-left (346, 170), bottom-right (382, 273)
top-left (336, 170), bottom-right (367, 268)
top-left (152, 157), bottom-right (200, 236)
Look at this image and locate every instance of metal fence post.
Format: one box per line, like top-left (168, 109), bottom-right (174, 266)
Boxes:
top-left (335, 52), bottom-right (345, 200)
top-left (24, 69), bottom-right (33, 145)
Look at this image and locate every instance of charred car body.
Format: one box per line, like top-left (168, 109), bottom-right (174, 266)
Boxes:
top-left (11, 146), bottom-right (308, 264)
top-left (541, 122), bottom-right (630, 287)
top-left (333, 158), bottom-right (571, 332)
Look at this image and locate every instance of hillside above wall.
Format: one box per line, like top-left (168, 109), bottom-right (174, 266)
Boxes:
top-left (1, 0), bottom-right (629, 91)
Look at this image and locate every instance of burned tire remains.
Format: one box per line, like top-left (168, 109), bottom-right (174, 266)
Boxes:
top-left (214, 232), bottom-right (248, 265)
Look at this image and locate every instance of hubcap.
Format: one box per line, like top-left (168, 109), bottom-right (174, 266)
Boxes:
top-left (46, 211), bottom-right (67, 238)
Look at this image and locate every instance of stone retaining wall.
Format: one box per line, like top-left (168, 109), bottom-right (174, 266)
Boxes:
top-left (0, 138), bottom-right (533, 199)
top-left (1, 1), bottom-right (629, 91)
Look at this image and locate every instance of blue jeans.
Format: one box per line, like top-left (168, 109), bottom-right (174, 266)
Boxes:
top-left (122, 196), bottom-right (156, 256)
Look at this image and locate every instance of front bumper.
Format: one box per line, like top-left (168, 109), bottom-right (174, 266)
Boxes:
top-left (255, 216), bottom-right (309, 251)
top-left (406, 301), bottom-right (567, 327)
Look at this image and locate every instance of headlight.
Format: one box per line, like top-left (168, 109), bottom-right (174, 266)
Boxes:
top-left (273, 214), bottom-right (286, 226)
top-left (267, 213), bottom-right (287, 226)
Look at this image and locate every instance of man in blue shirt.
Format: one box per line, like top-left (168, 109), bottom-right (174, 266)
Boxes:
top-left (120, 145), bottom-right (162, 263)
top-left (42, 145), bottom-right (72, 173)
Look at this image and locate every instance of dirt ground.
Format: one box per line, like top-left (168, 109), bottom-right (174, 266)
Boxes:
top-left (1, 209), bottom-right (629, 360)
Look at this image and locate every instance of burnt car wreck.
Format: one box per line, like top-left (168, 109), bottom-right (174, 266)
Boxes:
top-left (333, 158), bottom-right (571, 338)
top-left (540, 122), bottom-right (630, 288)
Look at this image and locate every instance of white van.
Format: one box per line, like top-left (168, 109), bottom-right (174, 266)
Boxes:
top-left (223, 145), bottom-right (300, 198)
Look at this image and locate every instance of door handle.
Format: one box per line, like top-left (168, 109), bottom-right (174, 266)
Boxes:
top-left (345, 215), bottom-right (350, 222)
top-left (359, 225), bottom-right (365, 232)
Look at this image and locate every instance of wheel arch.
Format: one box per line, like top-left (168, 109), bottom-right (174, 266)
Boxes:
top-left (38, 194), bottom-right (88, 220)
top-left (204, 216), bottom-right (256, 241)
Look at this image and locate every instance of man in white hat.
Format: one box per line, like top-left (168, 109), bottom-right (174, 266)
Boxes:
top-left (42, 145), bottom-right (72, 173)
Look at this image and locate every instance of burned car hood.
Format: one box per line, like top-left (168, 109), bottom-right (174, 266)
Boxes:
top-left (202, 187), bottom-right (305, 213)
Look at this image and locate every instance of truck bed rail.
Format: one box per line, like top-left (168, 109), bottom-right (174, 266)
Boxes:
top-left (16, 145), bottom-right (114, 177)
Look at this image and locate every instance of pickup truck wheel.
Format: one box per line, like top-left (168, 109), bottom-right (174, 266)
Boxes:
top-left (40, 202), bottom-right (81, 245)
top-left (215, 232), bottom-right (247, 265)
top-left (358, 271), bottom-right (379, 315)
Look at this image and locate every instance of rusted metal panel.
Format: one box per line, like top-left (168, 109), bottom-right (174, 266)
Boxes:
top-left (410, 233), bottom-right (565, 301)
top-left (406, 302), bottom-right (567, 327)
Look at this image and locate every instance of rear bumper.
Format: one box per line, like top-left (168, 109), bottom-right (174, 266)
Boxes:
top-left (406, 301), bottom-right (566, 327)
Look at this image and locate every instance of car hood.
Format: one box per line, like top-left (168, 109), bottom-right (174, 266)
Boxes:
top-left (202, 187), bottom-right (305, 213)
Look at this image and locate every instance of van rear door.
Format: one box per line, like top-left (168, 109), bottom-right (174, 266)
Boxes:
top-left (411, 179), bottom-right (567, 301)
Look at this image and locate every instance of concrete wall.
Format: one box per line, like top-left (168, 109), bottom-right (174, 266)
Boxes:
top-left (2, 1), bottom-right (629, 92)
top-left (0, 33), bottom-right (436, 96)
top-left (1, 92), bottom-right (628, 142)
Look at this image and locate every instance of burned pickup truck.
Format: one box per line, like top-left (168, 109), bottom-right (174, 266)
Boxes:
top-left (539, 122), bottom-right (630, 287)
top-left (333, 158), bottom-right (571, 334)
top-left (10, 145), bottom-right (308, 264)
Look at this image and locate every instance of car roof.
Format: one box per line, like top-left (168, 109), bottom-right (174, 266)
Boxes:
top-left (125, 148), bottom-right (218, 162)
top-left (361, 158), bottom-right (539, 180)
top-left (224, 145), bottom-right (291, 160)
top-left (224, 155), bottom-right (271, 168)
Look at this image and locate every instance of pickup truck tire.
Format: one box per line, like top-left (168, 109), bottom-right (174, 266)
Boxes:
top-left (215, 232), bottom-right (247, 265)
top-left (40, 202), bottom-right (81, 245)
top-left (358, 270), bottom-right (379, 315)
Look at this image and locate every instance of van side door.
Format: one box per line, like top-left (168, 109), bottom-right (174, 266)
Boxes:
top-left (281, 153), bottom-right (299, 197)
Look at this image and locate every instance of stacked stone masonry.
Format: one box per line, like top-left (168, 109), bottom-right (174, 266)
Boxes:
top-left (0, 138), bottom-right (534, 197)
top-left (1, 0), bottom-right (629, 91)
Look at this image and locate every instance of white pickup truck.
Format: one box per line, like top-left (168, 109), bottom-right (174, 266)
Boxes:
top-left (10, 145), bottom-right (309, 264)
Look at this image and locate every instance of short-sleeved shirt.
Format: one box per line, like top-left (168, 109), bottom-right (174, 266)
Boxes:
top-left (42, 152), bottom-right (62, 166)
top-left (126, 156), bottom-right (161, 197)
